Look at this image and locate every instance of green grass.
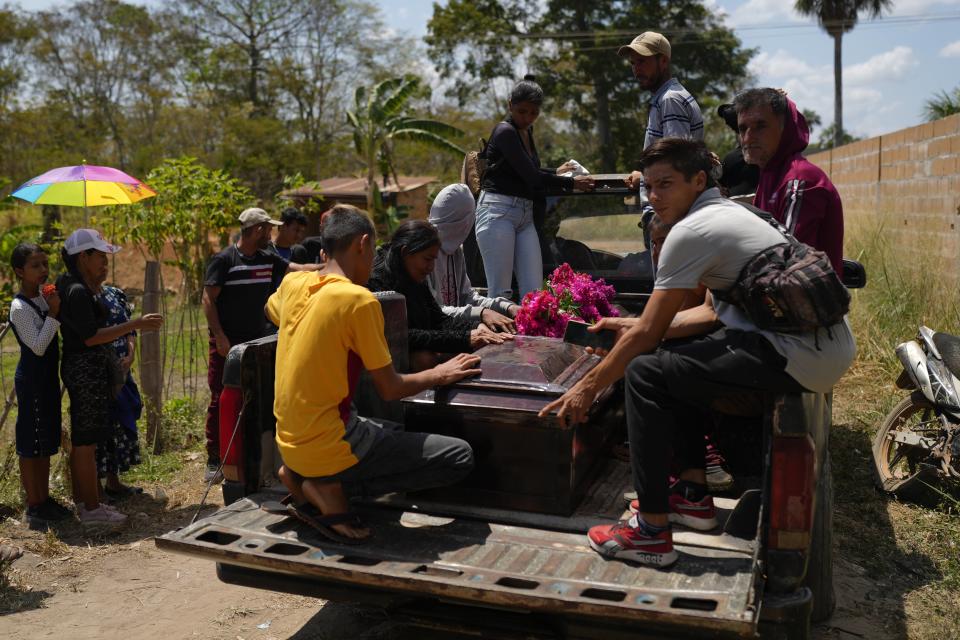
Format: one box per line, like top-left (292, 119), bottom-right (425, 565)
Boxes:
top-left (831, 218), bottom-right (960, 637)
top-left (0, 392), bottom-right (205, 510)
top-left (0, 296), bottom-right (210, 444)
top-left (121, 448), bottom-right (191, 486)
top-left (558, 213), bottom-right (644, 244)
top-left (845, 218), bottom-right (960, 372)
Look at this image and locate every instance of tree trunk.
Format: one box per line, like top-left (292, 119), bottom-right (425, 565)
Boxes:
top-left (833, 31), bottom-right (843, 148)
top-left (366, 158), bottom-right (376, 213)
top-left (141, 260), bottom-right (163, 453)
top-left (41, 205), bottom-right (61, 243)
top-left (249, 43), bottom-right (260, 111)
top-left (595, 80), bottom-right (615, 173)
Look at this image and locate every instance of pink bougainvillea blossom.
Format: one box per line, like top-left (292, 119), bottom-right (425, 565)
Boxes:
top-left (515, 263), bottom-right (619, 337)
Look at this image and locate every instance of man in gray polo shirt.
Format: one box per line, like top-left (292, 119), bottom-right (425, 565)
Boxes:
top-left (540, 139), bottom-right (855, 567)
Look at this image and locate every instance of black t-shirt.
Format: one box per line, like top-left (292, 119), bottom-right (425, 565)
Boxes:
top-left (301, 236), bottom-right (323, 264)
top-left (56, 273), bottom-right (106, 354)
top-left (719, 146), bottom-right (760, 197)
top-left (268, 242), bottom-right (308, 264)
top-left (204, 245), bottom-right (289, 342)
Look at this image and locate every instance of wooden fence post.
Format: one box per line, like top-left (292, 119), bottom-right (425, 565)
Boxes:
top-left (141, 261), bottom-right (163, 453)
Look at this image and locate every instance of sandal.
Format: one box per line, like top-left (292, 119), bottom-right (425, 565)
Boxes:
top-left (260, 501), bottom-right (368, 545)
top-left (0, 544), bottom-right (24, 564)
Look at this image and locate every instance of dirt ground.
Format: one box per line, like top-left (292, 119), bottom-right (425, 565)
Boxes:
top-left (0, 459), bottom-right (906, 640)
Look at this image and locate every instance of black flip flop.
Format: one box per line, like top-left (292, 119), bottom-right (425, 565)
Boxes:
top-left (260, 501), bottom-right (368, 545)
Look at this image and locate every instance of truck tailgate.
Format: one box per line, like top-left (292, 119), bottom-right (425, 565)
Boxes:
top-left (156, 464), bottom-right (760, 638)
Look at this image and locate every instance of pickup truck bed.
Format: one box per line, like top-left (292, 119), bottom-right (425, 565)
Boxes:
top-left (157, 459), bottom-right (761, 639)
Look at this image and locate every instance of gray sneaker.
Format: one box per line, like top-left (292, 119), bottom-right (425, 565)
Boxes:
top-left (77, 504), bottom-right (127, 531)
top-left (705, 440), bottom-right (735, 493)
top-left (706, 461), bottom-right (735, 493)
top-left (204, 462), bottom-right (224, 484)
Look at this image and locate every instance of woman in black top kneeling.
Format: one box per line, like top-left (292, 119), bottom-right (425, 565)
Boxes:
top-left (367, 220), bottom-right (510, 371)
top-left (477, 76), bottom-right (595, 301)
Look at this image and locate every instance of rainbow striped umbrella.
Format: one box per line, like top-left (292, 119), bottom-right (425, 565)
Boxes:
top-left (12, 164), bottom-right (156, 206)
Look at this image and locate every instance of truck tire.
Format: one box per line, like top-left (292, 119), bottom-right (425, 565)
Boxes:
top-left (804, 451), bottom-right (835, 622)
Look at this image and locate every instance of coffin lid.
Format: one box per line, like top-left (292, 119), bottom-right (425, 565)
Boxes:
top-left (451, 336), bottom-right (599, 397)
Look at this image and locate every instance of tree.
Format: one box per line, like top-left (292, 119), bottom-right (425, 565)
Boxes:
top-left (113, 156), bottom-right (251, 300)
top-left (794, 0), bottom-right (892, 148)
top-left (802, 108), bottom-right (822, 137)
top-left (177, 0), bottom-right (310, 114)
top-left (923, 87), bottom-right (960, 121)
top-left (31, 1), bottom-right (176, 171)
top-left (271, 0), bottom-right (406, 178)
top-left (425, 0), bottom-right (529, 109)
top-left (533, 1), bottom-right (753, 172)
top-left (816, 123), bottom-right (860, 150)
top-left (426, 1), bottom-right (754, 173)
top-left (0, 7), bottom-right (35, 111)
top-left (346, 75), bottom-right (465, 231)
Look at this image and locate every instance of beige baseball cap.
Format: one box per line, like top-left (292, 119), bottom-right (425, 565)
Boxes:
top-left (238, 207), bottom-right (282, 229)
top-left (618, 31), bottom-right (671, 59)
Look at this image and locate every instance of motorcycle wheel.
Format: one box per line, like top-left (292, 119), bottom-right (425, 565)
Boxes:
top-left (872, 393), bottom-right (940, 503)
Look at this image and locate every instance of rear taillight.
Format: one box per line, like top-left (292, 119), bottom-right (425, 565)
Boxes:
top-left (218, 386), bottom-right (244, 482)
top-left (769, 435), bottom-right (816, 550)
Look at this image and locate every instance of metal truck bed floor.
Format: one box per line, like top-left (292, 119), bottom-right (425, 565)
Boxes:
top-left (156, 461), bottom-right (760, 638)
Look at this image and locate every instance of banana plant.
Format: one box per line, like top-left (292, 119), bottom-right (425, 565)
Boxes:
top-left (346, 75), bottom-right (465, 231)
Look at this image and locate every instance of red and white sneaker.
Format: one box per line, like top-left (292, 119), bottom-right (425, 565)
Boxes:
top-left (587, 516), bottom-right (678, 567)
top-left (628, 495), bottom-right (719, 531)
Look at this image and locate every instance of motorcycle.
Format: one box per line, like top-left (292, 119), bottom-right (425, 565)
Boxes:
top-left (873, 326), bottom-right (960, 502)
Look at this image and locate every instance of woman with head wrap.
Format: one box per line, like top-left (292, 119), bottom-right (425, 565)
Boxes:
top-left (426, 184), bottom-right (520, 334)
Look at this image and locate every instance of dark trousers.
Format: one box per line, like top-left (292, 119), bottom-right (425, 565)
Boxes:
top-left (625, 328), bottom-right (806, 514)
top-left (290, 417), bottom-right (475, 499)
top-left (206, 334), bottom-right (226, 462)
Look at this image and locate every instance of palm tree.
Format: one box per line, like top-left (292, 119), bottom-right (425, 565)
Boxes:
top-left (794, 0), bottom-right (892, 147)
top-left (924, 87), bottom-right (960, 121)
top-left (346, 75), bottom-right (465, 231)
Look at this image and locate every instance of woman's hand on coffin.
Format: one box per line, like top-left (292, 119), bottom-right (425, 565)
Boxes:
top-left (481, 308), bottom-right (516, 334)
top-left (470, 325), bottom-right (514, 349)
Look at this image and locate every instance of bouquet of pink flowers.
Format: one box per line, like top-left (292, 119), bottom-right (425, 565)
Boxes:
top-left (515, 263), bottom-right (619, 338)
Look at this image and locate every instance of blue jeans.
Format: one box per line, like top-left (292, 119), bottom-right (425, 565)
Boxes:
top-left (475, 191), bottom-right (543, 300)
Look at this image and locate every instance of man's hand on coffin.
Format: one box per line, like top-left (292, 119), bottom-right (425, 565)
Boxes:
top-left (434, 353), bottom-right (482, 386)
top-left (538, 378), bottom-right (597, 426)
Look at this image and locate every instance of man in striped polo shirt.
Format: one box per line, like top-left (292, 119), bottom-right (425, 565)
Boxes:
top-left (201, 207), bottom-right (322, 483)
top-left (620, 31), bottom-right (704, 192)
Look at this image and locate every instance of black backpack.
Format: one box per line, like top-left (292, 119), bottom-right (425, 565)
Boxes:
top-left (712, 205), bottom-right (850, 333)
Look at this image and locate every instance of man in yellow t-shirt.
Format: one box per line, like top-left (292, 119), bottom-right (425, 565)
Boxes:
top-left (266, 208), bottom-right (481, 543)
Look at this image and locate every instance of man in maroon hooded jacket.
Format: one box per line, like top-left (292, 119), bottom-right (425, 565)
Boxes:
top-left (733, 88), bottom-right (844, 272)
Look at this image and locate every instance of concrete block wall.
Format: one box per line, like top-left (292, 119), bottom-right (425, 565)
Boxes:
top-left (807, 113), bottom-right (960, 278)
